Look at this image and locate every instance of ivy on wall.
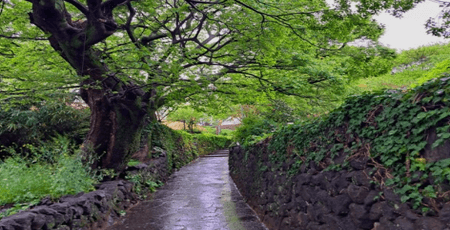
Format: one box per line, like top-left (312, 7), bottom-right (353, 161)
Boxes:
top-left (264, 75), bottom-right (450, 213)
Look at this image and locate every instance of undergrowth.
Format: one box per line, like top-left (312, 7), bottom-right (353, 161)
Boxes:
top-left (0, 98), bottom-right (90, 158)
top-left (0, 136), bottom-right (97, 218)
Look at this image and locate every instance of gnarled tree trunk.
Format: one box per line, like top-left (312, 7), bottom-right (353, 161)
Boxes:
top-left (80, 75), bottom-right (149, 171)
top-left (28, 0), bottom-right (151, 172)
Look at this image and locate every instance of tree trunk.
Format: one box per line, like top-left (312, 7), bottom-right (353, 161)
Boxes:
top-left (28, 0), bottom-right (152, 172)
top-left (81, 83), bottom-right (149, 171)
top-left (72, 50), bottom-right (151, 172)
top-left (64, 49), bottom-right (150, 172)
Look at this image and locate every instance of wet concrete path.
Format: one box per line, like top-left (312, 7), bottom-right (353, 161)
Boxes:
top-left (107, 150), bottom-right (267, 230)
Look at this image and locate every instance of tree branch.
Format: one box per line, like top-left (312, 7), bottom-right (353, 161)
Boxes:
top-left (124, 2), bottom-right (140, 48)
top-left (101, 0), bottom-right (129, 18)
top-left (0, 34), bottom-right (48, 41)
top-left (0, 0), bottom-right (5, 18)
top-left (141, 33), bottom-right (169, 46)
top-left (0, 84), bottom-right (81, 95)
top-left (64, 0), bottom-right (89, 16)
top-left (233, 70), bottom-right (315, 98)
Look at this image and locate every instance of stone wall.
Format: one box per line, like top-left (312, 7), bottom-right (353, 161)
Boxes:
top-left (229, 144), bottom-right (450, 230)
top-left (0, 180), bottom-right (135, 230)
top-left (0, 154), bottom-right (173, 230)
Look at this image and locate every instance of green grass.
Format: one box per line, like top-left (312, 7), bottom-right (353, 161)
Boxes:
top-left (347, 43), bottom-right (450, 95)
top-left (0, 136), bottom-right (98, 219)
top-left (0, 154), bottom-right (95, 206)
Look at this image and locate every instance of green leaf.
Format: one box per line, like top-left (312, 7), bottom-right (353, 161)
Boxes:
top-left (401, 195), bottom-right (409, 203)
top-left (432, 139), bottom-right (445, 149)
top-left (388, 130), bottom-right (398, 135)
top-left (438, 133), bottom-right (450, 139)
top-left (423, 185), bottom-right (436, 198)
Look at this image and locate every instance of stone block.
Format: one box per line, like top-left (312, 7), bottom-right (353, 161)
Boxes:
top-left (347, 184), bottom-right (369, 204)
top-left (364, 190), bottom-right (381, 207)
top-left (413, 217), bottom-right (445, 230)
top-left (331, 173), bottom-right (349, 193)
top-left (439, 203), bottom-right (450, 223)
top-left (350, 203), bottom-right (373, 229)
top-left (330, 194), bottom-right (352, 215)
top-left (394, 217), bottom-right (413, 230)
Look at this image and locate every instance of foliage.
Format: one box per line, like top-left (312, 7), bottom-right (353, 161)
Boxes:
top-left (127, 159), bottom-right (141, 167)
top-left (0, 201), bottom-right (40, 220)
top-left (0, 1), bottom-right (76, 103)
top-left (234, 116), bottom-right (279, 147)
top-left (412, 59), bottom-right (450, 88)
top-left (394, 44), bottom-right (442, 66)
top-left (244, 75), bottom-right (450, 213)
top-left (259, 99), bottom-right (300, 123)
top-left (167, 107), bottom-right (206, 133)
top-left (2, 0), bottom-right (422, 117)
top-left (338, 44), bottom-right (397, 80)
top-left (0, 137), bottom-right (96, 207)
top-left (202, 126), bottom-right (217, 135)
top-left (124, 173), bottom-right (163, 195)
top-left (0, 95), bottom-right (90, 157)
top-left (424, 0), bottom-right (450, 39)
top-left (187, 131), bottom-right (232, 156)
top-left (346, 43), bottom-right (450, 99)
top-left (142, 121), bottom-right (230, 170)
top-left (143, 121), bottom-right (184, 171)
top-left (219, 129), bottom-right (235, 137)
top-left (200, 125), bottom-right (235, 136)
top-left (3, 0), bottom-right (430, 171)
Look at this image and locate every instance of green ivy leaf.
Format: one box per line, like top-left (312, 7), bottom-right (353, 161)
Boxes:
top-left (432, 139), bottom-right (445, 149)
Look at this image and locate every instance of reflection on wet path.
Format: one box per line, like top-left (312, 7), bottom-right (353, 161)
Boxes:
top-left (107, 150), bottom-right (267, 230)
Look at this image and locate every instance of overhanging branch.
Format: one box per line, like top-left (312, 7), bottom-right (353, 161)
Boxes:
top-left (65, 0), bottom-right (89, 16)
top-left (0, 35), bottom-right (48, 41)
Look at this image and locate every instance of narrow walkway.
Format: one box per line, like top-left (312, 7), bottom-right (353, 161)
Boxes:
top-left (107, 150), bottom-right (267, 230)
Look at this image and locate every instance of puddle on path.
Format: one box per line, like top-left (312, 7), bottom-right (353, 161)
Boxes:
top-left (106, 153), bottom-right (267, 230)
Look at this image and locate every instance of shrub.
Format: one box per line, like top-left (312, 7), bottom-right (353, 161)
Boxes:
top-left (191, 132), bottom-right (232, 156)
top-left (411, 59), bottom-right (450, 88)
top-left (0, 98), bottom-right (89, 158)
top-left (202, 126), bottom-right (217, 134)
top-left (219, 129), bottom-right (235, 136)
top-left (233, 116), bottom-right (278, 147)
top-left (347, 43), bottom-right (450, 98)
top-left (142, 121), bottom-right (197, 171)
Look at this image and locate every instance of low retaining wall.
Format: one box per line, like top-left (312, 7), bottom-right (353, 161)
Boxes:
top-left (229, 145), bottom-right (450, 230)
top-left (0, 180), bottom-right (135, 230)
top-left (0, 155), bottom-right (172, 230)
